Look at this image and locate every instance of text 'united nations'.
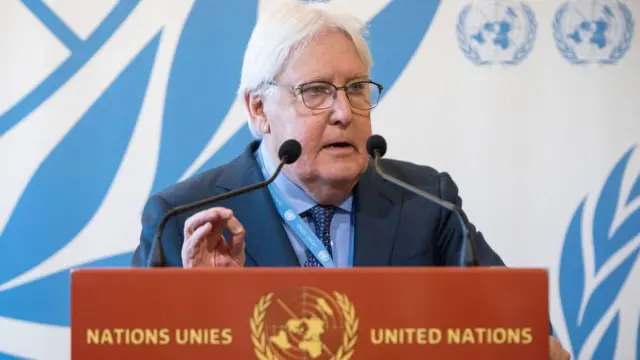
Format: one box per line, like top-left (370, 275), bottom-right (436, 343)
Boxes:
top-left (371, 327), bottom-right (533, 345)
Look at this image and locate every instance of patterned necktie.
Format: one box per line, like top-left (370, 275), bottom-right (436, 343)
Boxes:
top-left (303, 205), bottom-right (337, 267)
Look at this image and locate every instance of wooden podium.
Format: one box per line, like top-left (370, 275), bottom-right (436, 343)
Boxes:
top-left (71, 267), bottom-right (548, 359)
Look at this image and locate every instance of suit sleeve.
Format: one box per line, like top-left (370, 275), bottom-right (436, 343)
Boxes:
top-left (131, 195), bottom-right (184, 267)
top-left (434, 172), bottom-right (506, 267)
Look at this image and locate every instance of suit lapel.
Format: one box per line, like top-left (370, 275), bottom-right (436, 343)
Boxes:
top-left (217, 141), bottom-right (300, 267)
top-left (353, 162), bottom-right (403, 266)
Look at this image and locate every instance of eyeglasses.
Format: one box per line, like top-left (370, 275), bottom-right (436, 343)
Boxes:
top-left (266, 80), bottom-right (384, 110)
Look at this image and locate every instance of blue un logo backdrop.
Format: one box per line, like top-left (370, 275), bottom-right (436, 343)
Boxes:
top-left (0, 0), bottom-right (638, 359)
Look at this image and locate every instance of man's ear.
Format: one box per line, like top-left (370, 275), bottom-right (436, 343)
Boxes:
top-left (245, 92), bottom-right (270, 135)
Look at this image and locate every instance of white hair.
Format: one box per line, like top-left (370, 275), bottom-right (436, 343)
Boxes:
top-left (237, 0), bottom-right (374, 139)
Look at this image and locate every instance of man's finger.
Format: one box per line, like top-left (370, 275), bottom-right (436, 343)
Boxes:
top-left (184, 209), bottom-right (220, 238)
top-left (208, 220), bottom-right (228, 252)
top-left (184, 207), bottom-right (232, 237)
top-left (184, 222), bottom-right (213, 259)
top-left (226, 215), bottom-right (246, 257)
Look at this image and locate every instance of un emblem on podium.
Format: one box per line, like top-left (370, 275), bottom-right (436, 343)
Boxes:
top-left (457, 0), bottom-right (538, 66)
top-left (250, 287), bottom-right (358, 360)
top-left (553, 0), bottom-right (635, 65)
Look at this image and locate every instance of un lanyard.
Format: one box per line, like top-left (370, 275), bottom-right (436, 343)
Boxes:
top-left (266, 182), bottom-right (355, 268)
top-left (257, 149), bottom-right (354, 267)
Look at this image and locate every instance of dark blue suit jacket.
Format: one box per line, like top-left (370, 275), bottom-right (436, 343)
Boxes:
top-left (131, 140), bottom-right (505, 268)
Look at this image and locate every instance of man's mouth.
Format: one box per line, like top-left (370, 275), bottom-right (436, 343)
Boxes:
top-left (323, 142), bottom-right (353, 149)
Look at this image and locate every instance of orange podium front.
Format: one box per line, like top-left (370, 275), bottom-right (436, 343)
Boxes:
top-left (71, 267), bottom-right (548, 359)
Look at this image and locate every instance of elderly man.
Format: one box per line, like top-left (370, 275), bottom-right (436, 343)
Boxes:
top-left (131, 1), bottom-right (569, 359)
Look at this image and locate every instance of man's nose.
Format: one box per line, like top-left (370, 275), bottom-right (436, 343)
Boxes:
top-left (328, 90), bottom-right (353, 126)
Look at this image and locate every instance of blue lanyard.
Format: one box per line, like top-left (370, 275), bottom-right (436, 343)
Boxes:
top-left (258, 150), bottom-right (355, 267)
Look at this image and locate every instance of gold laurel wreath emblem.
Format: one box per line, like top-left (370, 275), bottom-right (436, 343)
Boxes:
top-left (250, 292), bottom-right (358, 360)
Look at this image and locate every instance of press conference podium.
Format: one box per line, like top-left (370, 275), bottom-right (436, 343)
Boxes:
top-left (71, 267), bottom-right (548, 359)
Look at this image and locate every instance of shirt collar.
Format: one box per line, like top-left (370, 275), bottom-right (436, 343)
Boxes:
top-left (256, 141), bottom-right (352, 215)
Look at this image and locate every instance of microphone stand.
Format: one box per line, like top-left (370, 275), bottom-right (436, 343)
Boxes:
top-left (147, 159), bottom-right (288, 267)
top-left (373, 151), bottom-right (479, 267)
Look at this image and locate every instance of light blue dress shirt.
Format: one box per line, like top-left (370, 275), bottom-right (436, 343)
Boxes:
top-left (255, 143), bottom-right (354, 267)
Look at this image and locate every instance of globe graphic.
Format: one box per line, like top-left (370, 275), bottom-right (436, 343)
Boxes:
top-left (264, 287), bottom-right (346, 360)
top-left (564, 0), bottom-right (620, 53)
top-left (464, 2), bottom-right (528, 59)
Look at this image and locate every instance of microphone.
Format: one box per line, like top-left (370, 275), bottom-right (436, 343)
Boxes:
top-left (366, 135), bottom-right (479, 267)
top-left (146, 139), bottom-right (302, 267)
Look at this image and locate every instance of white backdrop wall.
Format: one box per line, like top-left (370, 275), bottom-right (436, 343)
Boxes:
top-left (0, 0), bottom-right (638, 359)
